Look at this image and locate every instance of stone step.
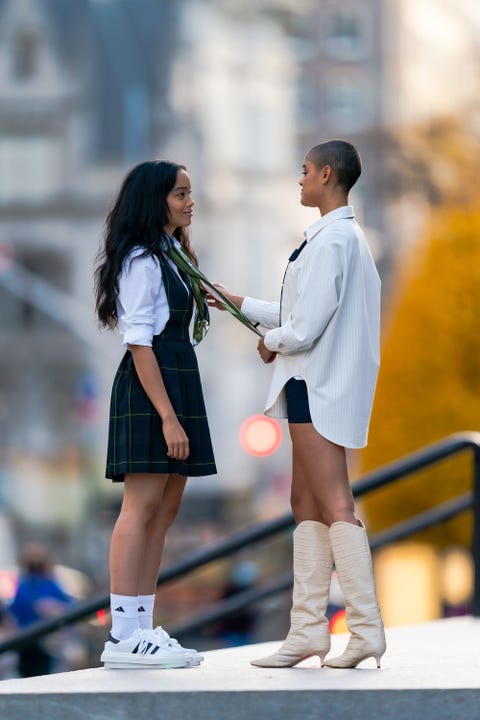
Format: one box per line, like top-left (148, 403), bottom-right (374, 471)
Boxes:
top-left (0, 616), bottom-right (479, 720)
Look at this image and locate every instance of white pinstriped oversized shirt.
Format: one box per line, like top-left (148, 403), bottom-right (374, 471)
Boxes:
top-left (241, 206), bottom-right (380, 449)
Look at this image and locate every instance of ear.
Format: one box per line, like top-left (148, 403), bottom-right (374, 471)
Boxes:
top-left (320, 165), bottom-right (333, 184)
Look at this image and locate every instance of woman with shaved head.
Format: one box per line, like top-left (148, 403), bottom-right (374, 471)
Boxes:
top-left (210, 140), bottom-right (386, 669)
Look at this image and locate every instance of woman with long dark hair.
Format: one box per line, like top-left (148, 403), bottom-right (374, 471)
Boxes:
top-left (95, 160), bottom-right (216, 668)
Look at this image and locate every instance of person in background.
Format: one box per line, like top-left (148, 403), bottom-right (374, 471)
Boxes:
top-left (94, 160), bottom-right (216, 669)
top-left (9, 542), bottom-right (72, 677)
top-left (209, 140), bottom-right (386, 669)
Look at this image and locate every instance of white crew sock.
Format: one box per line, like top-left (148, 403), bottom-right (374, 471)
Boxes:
top-left (110, 593), bottom-right (139, 640)
top-left (137, 594), bottom-right (155, 630)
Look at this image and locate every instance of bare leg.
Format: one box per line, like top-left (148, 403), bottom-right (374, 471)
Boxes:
top-left (109, 473), bottom-right (169, 595)
top-left (288, 423), bottom-right (357, 526)
top-left (138, 473), bottom-right (187, 595)
top-left (286, 424), bottom-right (384, 668)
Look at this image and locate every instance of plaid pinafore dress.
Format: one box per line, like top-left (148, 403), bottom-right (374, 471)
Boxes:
top-left (105, 251), bottom-right (217, 481)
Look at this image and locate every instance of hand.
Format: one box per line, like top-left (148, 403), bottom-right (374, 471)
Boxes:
top-left (162, 416), bottom-right (190, 460)
top-left (206, 282), bottom-right (244, 311)
top-left (206, 282), bottom-right (229, 310)
top-left (257, 336), bottom-right (277, 364)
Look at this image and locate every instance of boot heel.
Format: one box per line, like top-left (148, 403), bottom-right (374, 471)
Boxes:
top-left (251, 521), bottom-right (333, 669)
top-left (325, 521), bottom-right (386, 671)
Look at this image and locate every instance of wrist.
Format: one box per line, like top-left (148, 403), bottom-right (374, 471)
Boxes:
top-left (232, 295), bottom-right (244, 310)
top-left (161, 413), bottom-right (177, 424)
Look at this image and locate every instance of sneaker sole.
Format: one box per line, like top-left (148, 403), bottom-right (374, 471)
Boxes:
top-left (101, 652), bottom-right (190, 669)
top-left (100, 658), bottom-right (203, 670)
top-left (186, 657), bottom-right (202, 667)
top-left (103, 660), bottom-right (190, 669)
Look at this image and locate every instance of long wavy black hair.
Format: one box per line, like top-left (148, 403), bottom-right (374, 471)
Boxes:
top-left (94, 160), bottom-right (197, 329)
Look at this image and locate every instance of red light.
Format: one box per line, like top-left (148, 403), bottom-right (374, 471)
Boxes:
top-left (0, 570), bottom-right (17, 600)
top-left (239, 415), bottom-right (282, 456)
top-left (96, 609), bottom-right (108, 626)
top-left (329, 609), bottom-right (347, 634)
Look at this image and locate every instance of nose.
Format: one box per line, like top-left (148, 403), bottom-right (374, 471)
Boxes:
top-left (187, 197), bottom-right (194, 208)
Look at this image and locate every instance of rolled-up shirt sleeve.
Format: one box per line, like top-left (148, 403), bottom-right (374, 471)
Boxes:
top-left (241, 297), bottom-right (280, 329)
top-left (118, 253), bottom-right (162, 347)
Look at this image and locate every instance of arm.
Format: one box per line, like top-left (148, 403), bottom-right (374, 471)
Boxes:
top-left (120, 253), bottom-right (189, 460)
top-left (241, 297), bottom-right (280, 330)
top-left (264, 240), bottom-right (343, 355)
top-left (207, 284), bottom-right (280, 330)
top-left (128, 346), bottom-right (189, 460)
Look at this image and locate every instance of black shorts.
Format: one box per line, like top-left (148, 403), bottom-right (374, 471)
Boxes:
top-left (285, 378), bottom-right (312, 423)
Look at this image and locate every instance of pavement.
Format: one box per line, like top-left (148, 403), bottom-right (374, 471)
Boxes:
top-left (0, 616), bottom-right (479, 719)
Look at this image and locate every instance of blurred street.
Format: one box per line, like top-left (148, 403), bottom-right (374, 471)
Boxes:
top-left (0, 0), bottom-right (480, 677)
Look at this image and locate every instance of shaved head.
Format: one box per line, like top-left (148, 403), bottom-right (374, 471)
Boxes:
top-left (307, 140), bottom-right (361, 191)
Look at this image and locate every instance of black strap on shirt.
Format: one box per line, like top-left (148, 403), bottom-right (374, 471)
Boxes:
top-left (288, 239), bottom-right (307, 262)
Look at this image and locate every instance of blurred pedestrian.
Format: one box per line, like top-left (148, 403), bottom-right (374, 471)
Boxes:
top-left (95, 160), bottom-right (216, 669)
top-left (209, 140), bottom-right (386, 669)
top-left (9, 543), bottom-right (72, 677)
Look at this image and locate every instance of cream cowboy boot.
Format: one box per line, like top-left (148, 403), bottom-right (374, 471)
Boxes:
top-left (251, 520), bottom-right (333, 668)
top-left (324, 521), bottom-right (386, 669)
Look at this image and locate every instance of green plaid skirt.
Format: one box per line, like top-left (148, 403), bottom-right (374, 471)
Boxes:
top-left (106, 332), bottom-right (217, 481)
top-left (106, 249), bottom-right (216, 481)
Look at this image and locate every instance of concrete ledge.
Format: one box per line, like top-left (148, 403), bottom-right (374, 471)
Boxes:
top-left (1, 616), bottom-right (479, 720)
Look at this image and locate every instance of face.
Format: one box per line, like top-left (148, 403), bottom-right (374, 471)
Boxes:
top-left (299, 156), bottom-right (328, 207)
top-left (164, 168), bottom-right (194, 234)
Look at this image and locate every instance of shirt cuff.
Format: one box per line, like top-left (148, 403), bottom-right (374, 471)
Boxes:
top-left (240, 297), bottom-right (255, 319)
top-left (263, 327), bottom-right (281, 352)
top-left (122, 325), bottom-right (154, 348)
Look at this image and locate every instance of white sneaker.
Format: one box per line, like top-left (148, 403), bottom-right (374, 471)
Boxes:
top-left (101, 629), bottom-right (191, 669)
top-left (153, 626), bottom-right (204, 665)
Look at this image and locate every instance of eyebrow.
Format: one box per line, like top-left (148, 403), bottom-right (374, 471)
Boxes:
top-left (173, 185), bottom-right (191, 191)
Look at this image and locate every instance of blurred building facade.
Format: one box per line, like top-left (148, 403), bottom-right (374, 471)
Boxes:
top-left (0, 0), bottom-right (303, 568)
top-left (0, 0), bottom-right (183, 556)
top-left (0, 0), bottom-right (479, 572)
top-left (297, 0), bottom-right (480, 278)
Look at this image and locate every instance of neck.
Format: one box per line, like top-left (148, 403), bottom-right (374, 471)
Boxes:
top-left (318, 192), bottom-right (349, 217)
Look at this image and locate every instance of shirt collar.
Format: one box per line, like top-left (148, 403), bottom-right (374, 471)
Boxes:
top-left (305, 205), bottom-right (355, 242)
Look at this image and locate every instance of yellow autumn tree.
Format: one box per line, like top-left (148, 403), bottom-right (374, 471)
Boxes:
top-left (361, 207), bottom-right (480, 546)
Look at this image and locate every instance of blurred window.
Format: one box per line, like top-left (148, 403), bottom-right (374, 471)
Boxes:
top-left (324, 81), bottom-right (371, 132)
top-left (297, 77), bottom-right (316, 132)
top-left (325, 7), bottom-right (370, 61)
top-left (11, 32), bottom-right (38, 80)
top-left (0, 247), bottom-right (70, 329)
top-left (0, 137), bottom-right (61, 202)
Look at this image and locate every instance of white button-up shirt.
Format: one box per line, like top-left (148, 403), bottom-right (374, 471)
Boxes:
top-left (117, 247), bottom-right (188, 348)
top-left (241, 206), bottom-right (380, 449)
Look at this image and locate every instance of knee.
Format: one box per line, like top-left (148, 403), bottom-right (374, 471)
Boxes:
top-left (136, 497), bottom-right (163, 527)
top-left (290, 489), bottom-right (305, 520)
top-left (121, 489), bottom-right (163, 526)
top-left (323, 505), bottom-right (358, 526)
top-left (157, 494), bottom-right (183, 529)
top-left (290, 491), bottom-right (323, 524)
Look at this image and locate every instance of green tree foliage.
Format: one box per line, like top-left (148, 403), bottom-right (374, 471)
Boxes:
top-left (360, 208), bottom-right (480, 546)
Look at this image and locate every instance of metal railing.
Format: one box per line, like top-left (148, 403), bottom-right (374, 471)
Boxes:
top-left (1, 431), bottom-right (479, 655)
